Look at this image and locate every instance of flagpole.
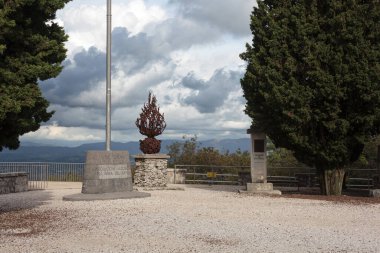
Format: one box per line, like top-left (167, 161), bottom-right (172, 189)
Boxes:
top-left (106, 0), bottom-right (112, 151)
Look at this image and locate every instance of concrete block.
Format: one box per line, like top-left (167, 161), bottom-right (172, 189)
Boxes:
top-left (243, 183), bottom-right (281, 196)
top-left (370, 189), bottom-right (380, 198)
top-left (247, 182), bottom-right (274, 191)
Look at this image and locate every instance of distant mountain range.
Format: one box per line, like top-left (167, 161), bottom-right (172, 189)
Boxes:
top-left (0, 138), bottom-right (251, 163)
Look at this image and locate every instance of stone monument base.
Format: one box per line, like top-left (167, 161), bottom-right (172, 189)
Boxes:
top-left (63, 191), bottom-right (150, 201)
top-left (63, 151), bottom-right (150, 201)
top-left (239, 182), bottom-right (281, 196)
top-left (81, 151), bottom-right (133, 194)
top-left (134, 154), bottom-right (170, 187)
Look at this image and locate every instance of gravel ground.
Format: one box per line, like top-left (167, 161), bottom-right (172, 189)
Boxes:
top-left (0, 183), bottom-right (379, 253)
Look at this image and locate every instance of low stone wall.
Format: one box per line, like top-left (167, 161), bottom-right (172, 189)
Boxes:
top-left (167, 168), bottom-right (186, 184)
top-left (0, 172), bottom-right (28, 194)
top-left (134, 154), bottom-right (170, 187)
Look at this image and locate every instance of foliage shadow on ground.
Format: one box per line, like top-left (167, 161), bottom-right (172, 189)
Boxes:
top-left (0, 190), bottom-right (52, 214)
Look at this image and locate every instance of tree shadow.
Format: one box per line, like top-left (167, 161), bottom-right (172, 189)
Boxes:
top-left (0, 190), bottom-right (53, 214)
top-left (278, 186), bottom-right (374, 197)
top-left (182, 184), bottom-right (246, 193)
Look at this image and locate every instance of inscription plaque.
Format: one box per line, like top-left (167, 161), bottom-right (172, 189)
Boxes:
top-left (97, 165), bottom-right (129, 179)
top-left (254, 139), bottom-right (265, 152)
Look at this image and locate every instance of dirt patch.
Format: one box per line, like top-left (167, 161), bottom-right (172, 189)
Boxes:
top-left (193, 235), bottom-right (240, 247)
top-left (0, 209), bottom-right (63, 237)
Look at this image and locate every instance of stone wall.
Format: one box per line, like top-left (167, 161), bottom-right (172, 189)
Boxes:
top-left (0, 172), bottom-right (28, 194)
top-left (134, 154), bottom-right (170, 187)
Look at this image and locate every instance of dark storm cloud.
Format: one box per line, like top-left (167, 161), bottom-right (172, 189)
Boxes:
top-left (38, 0), bottom-right (252, 133)
top-left (112, 27), bottom-right (170, 75)
top-left (41, 47), bottom-right (106, 108)
top-left (182, 69), bottom-right (243, 113)
top-left (181, 72), bottom-right (206, 90)
top-left (48, 105), bottom-right (105, 129)
top-left (41, 19), bottom-right (224, 111)
top-left (169, 0), bottom-right (254, 37)
top-left (40, 27), bottom-right (172, 109)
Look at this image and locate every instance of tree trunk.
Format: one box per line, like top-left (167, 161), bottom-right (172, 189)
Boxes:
top-left (319, 168), bottom-right (345, 195)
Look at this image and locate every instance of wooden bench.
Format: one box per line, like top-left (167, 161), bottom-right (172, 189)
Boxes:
top-left (346, 178), bottom-right (374, 189)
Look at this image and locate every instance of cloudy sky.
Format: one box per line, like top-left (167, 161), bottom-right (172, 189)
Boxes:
top-left (21, 0), bottom-right (256, 146)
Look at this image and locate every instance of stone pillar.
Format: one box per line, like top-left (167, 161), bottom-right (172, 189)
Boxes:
top-left (250, 132), bottom-right (267, 183)
top-left (134, 154), bottom-right (170, 187)
top-left (244, 129), bottom-right (281, 195)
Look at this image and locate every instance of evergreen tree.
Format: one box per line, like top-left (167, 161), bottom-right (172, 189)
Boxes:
top-left (0, 0), bottom-right (70, 150)
top-left (241, 0), bottom-right (380, 195)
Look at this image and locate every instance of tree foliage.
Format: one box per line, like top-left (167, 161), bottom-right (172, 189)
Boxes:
top-left (166, 136), bottom-right (250, 167)
top-left (0, 0), bottom-right (70, 150)
top-left (241, 1), bottom-right (380, 175)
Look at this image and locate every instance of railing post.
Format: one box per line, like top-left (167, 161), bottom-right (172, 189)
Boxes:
top-left (174, 164), bottom-right (177, 184)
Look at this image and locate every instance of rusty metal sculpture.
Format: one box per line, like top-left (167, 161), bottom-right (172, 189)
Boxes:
top-left (136, 92), bottom-right (166, 154)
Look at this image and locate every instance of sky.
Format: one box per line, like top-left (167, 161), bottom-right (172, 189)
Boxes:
top-left (21, 0), bottom-right (257, 147)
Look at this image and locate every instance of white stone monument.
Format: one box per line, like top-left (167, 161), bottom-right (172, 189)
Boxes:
top-left (242, 129), bottom-right (281, 195)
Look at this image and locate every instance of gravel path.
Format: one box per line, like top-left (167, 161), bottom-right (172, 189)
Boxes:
top-left (1, 183), bottom-right (379, 253)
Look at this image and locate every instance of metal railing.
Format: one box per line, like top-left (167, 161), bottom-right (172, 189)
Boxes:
top-left (174, 164), bottom-right (379, 189)
top-left (1, 162), bottom-right (378, 190)
top-left (175, 165), bottom-right (250, 185)
top-left (0, 162), bottom-right (85, 190)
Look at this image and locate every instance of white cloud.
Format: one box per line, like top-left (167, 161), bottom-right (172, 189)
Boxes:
top-left (26, 0), bottom-right (257, 146)
top-left (25, 122), bottom-right (103, 142)
top-left (57, 0), bottom-right (167, 56)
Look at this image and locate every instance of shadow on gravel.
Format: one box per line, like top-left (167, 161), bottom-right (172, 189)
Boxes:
top-left (183, 184), bottom-right (245, 193)
top-left (274, 187), bottom-right (380, 204)
top-left (0, 190), bottom-right (52, 214)
top-left (183, 184), bottom-right (380, 204)
top-left (0, 190), bottom-right (62, 237)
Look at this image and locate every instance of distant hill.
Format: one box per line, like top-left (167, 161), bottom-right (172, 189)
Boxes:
top-left (0, 138), bottom-right (250, 163)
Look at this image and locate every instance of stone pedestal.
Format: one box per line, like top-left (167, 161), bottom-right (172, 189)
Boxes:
top-left (134, 154), bottom-right (170, 187)
top-left (82, 151), bottom-right (133, 194)
top-left (240, 130), bottom-right (281, 196)
top-left (63, 151), bottom-right (150, 201)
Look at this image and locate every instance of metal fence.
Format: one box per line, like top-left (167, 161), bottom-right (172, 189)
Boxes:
top-left (175, 164), bottom-right (380, 189)
top-left (1, 162), bottom-right (378, 190)
top-left (175, 164), bottom-right (315, 186)
top-left (0, 162), bottom-right (85, 190)
top-left (346, 168), bottom-right (379, 189)
top-left (175, 165), bottom-right (250, 185)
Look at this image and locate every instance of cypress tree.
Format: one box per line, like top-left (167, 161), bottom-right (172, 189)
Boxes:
top-left (0, 0), bottom-right (70, 150)
top-left (241, 0), bottom-right (380, 195)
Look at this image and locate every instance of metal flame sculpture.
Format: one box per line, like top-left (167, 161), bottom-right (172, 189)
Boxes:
top-left (136, 92), bottom-right (166, 154)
